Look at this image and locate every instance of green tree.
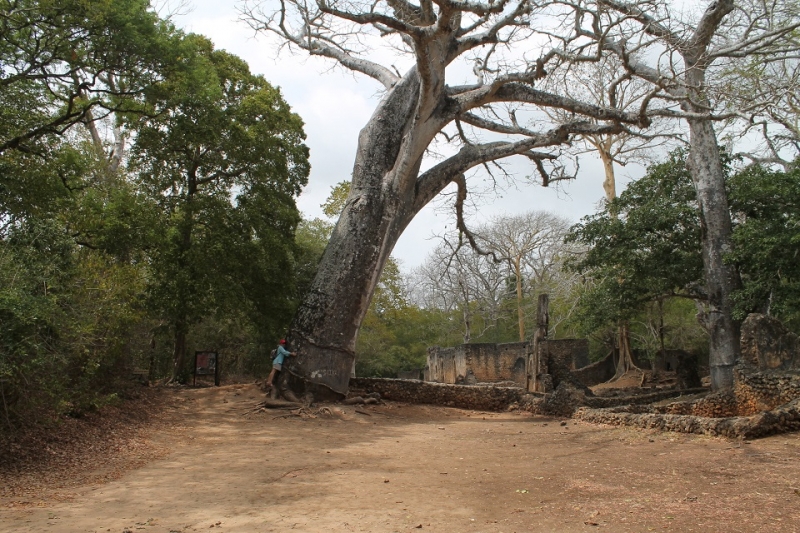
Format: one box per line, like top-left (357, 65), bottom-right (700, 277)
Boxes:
top-left (294, 218), bottom-right (334, 302)
top-left (0, 0), bottom-right (178, 154)
top-left (566, 151), bottom-right (705, 335)
top-left (128, 35), bottom-right (309, 381)
top-left (567, 152), bottom-right (800, 361)
top-left (728, 163), bottom-right (800, 328)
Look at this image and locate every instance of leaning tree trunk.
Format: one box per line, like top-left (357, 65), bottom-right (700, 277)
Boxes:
top-left (283, 74), bottom-right (423, 398)
top-left (686, 117), bottom-right (741, 389)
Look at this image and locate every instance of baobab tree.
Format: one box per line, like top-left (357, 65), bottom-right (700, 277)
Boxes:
top-left (243, 0), bottom-right (646, 397)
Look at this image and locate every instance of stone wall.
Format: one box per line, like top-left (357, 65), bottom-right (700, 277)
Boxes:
top-left (531, 338), bottom-right (593, 393)
top-left (349, 314), bottom-right (800, 439)
top-left (575, 365), bottom-right (800, 438)
top-left (740, 313), bottom-right (800, 371)
top-left (547, 339), bottom-right (590, 369)
top-left (575, 399), bottom-right (800, 439)
top-left (426, 343), bottom-right (528, 386)
top-left (571, 352), bottom-right (616, 386)
top-left (427, 339), bottom-right (588, 388)
top-left (349, 377), bottom-right (526, 411)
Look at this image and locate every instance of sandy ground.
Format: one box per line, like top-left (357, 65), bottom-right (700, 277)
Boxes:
top-left (1, 383), bottom-right (800, 533)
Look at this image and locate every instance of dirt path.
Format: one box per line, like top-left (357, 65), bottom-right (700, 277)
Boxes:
top-left (2, 384), bottom-right (799, 533)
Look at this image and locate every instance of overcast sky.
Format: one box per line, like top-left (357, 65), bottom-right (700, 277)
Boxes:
top-left (172, 1), bottom-right (646, 270)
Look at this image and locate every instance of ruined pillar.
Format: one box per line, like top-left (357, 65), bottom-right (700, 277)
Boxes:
top-left (528, 294), bottom-right (550, 392)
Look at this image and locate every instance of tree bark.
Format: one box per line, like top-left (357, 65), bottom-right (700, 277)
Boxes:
top-left (686, 118), bottom-right (741, 389)
top-left (528, 294), bottom-right (549, 392)
top-left (170, 173), bottom-right (196, 382)
top-left (611, 321), bottom-right (635, 381)
top-left (597, 140), bottom-right (617, 202)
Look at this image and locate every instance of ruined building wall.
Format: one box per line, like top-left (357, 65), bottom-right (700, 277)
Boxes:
top-left (427, 340), bottom-right (588, 387)
top-left (467, 342), bottom-right (528, 384)
top-left (544, 339), bottom-right (589, 370)
top-left (427, 343), bottom-right (528, 385)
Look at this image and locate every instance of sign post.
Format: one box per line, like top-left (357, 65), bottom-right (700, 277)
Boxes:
top-left (193, 351), bottom-right (220, 386)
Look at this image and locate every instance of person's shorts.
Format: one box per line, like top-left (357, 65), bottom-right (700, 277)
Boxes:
top-left (272, 363), bottom-right (282, 371)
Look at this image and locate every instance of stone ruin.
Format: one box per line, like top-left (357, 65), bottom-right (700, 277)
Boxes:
top-left (574, 313), bottom-right (800, 438)
top-left (350, 312), bottom-right (800, 439)
top-left (424, 339), bottom-right (589, 387)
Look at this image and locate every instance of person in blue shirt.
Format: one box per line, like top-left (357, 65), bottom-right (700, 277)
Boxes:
top-left (266, 339), bottom-right (296, 391)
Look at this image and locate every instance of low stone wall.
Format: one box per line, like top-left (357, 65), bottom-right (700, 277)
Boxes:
top-left (649, 367), bottom-right (800, 417)
top-left (397, 369), bottom-right (423, 380)
top-left (350, 359), bottom-right (800, 438)
top-left (519, 383), bottom-right (706, 418)
top-left (349, 377), bottom-right (526, 411)
top-left (575, 365), bottom-right (800, 438)
top-left (585, 388), bottom-right (707, 409)
top-left (575, 398), bottom-right (800, 439)
top-left (734, 367), bottom-right (800, 413)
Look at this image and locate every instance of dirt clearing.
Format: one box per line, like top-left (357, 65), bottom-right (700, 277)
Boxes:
top-left (1, 384), bottom-right (799, 532)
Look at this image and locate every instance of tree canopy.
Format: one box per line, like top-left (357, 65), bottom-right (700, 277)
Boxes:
top-left (567, 152), bottom-right (800, 334)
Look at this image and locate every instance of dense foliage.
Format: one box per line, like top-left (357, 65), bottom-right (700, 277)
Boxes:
top-left (565, 151), bottom-right (706, 332)
top-left (728, 163), bottom-right (800, 328)
top-left (566, 152), bottom-right (800, 360)
top-left (0, 4), bottom-right (309, 429)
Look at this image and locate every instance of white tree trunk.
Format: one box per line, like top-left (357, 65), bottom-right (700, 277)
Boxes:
top-left (686, 118), bottom-right (741, 389)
